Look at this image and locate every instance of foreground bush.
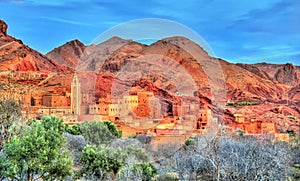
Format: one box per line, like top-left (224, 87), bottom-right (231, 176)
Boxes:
top-left (0, 116), bottom-right (73, 180)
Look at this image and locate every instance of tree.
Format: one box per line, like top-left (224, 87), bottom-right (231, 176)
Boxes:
top-left (0, 116), bottom-right (73, 180)
top-left (103, 121), bottom-right (122, 138)
top-left (0, 99), bottom-right (23, 150)
top-left (79, 138), bottom-right (152, 180)
top-left (64, 123), bottom-right (81, 135)
top-left (79, 145), bottom-right (126, 180)
top-left (79, 121), bottom-right (121, 146)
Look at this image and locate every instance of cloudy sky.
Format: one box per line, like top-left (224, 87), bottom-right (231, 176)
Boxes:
top-left (0, 0), bottom-right (299, 65)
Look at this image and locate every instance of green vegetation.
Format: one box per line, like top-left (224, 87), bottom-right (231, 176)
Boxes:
top-left (0, 116), bottom-right (73, 180)
top-left (64, 123), bottom-right (81, 135)
top-left (184, 138), bottom-right (195, 146)
top-left (227, 101), bottom-right (257, 107)
top-left (79, 145), bottom-right (125, 178)
top-left (127, 133), bottom-right (137, 138)
top-left (0, 99), bottom-right (23, 150)
top-left (77, 121), bottom-right (122, 146)
top-left (118, 162), bottom-right (156, 181)
top-left (288, 115), bottom-right (297, 120)
top-left (236, 129), bottom-right (244, 136)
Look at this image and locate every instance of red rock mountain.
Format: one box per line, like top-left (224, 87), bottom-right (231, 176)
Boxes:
top-left (249, 63), bottom-right (300, 85)
top-left (0, 20), bottom-right (69, 72)
top-left (46, 39), bottom-right (85, 69)
top-left (274, 63), bottom-right (300, 85)
top-left (236, 63), bottom-right (271, 80)
top-left (47, 35), bottom-right (300, 128)
top-left (52, 36), bottom-right (288, 103)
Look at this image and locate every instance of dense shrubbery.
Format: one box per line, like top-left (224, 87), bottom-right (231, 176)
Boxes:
top-left (0, 116), bottom-right (73, 180)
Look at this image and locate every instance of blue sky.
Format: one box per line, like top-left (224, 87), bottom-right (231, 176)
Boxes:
top-left (0, 0), bottom-right (299, 65)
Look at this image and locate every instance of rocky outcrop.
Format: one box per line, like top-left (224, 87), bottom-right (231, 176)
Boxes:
top-left (0, 20), bottom-right (7, 36)
top-left (274, 63), bottom-right (299, 85)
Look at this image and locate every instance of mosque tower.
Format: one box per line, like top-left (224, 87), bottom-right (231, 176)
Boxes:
top-left (71, 74), bottom-right (81, 114)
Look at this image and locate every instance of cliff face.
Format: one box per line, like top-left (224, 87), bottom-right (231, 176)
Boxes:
top-left (0, 20), bottom-right (69, 72)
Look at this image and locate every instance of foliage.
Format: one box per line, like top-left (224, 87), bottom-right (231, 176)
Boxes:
top-left (78, 136), bottom-right (151, 180)
top-left (227, 101), bottom-right (257, 107)
top-left (117, 162), bottom-right (156, 181)
top-left (184, 138), bottom-right (195, 146)
top-left (236, 129), bottom-right (244, 136)
top-left (127, 134), bottom-right (136, 138)
top-left (79, 145), bottom-right (126, 179)
top-left (0, 99), bottom-right (23, 150)
top-left (78, 121), bottom-right (121, 146)
top-left (288, 115), bottom-right (296, 120)
top-left (0, 116), bottom-right (73, 180)
top-left (103, 121), bottom-right (122, 138)
top-left (64, 123), bottom-right (81, 135)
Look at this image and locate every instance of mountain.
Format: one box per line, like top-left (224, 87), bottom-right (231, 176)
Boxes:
top-left (0, 20), bottom-right (69, 72)
top-left (274, 63), bottom-right (300, 85)
top-left (236, 63), bottom-right (271, 80)
top-left (46, 39), bottom-right (85, 69)
top-left (248, 63), bottom-right (300, 85)
top-left (47, 35), bottom-right (297, 103)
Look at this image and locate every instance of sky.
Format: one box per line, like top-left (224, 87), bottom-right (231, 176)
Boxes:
top-left (0, 0), bottom-right (300, 65)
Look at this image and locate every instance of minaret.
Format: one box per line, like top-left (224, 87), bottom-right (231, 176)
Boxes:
top-left (71, 74), bottom-right (81, 114)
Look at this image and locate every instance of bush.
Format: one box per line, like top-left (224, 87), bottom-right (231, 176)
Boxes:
top-left (117, 162), bottom-right (156, 181)
top-left (65, 123), bottom-right (81, 135)
top-left (184, 138), bottom-right (195, 146)
top-left (77, 121), bottom-right (122, 146)
top-left (0, 116), bottom-right (73, 180)
top-left (79, 145), bottom-right (126, 179)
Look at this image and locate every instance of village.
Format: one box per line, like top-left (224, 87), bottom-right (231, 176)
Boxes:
top-left (0, 71), bottom-right (290, 143)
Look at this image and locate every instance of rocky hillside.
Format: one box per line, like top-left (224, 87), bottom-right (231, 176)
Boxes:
top-left (236, 63), bottom-right (271, 80)
top-left (0, 20), bottom-right (69, 72)
top-left (274, 63), bottom-right (300, 85)
top-left (248, 62), bottom-right (300, 85)
top-left (46, 39), bottom-right (85, 69)
top-left (54, 36), bottom-right (288, 104)
top-left (46, 35), bottom-right (300, 124)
